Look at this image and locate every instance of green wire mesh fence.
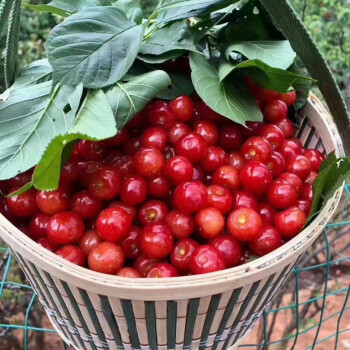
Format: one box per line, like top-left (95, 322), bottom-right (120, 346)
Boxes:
top-left (0, 185), bottom-right (349, 350)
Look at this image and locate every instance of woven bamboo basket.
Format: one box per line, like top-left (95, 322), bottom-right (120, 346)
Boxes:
top-left (0, 93), bottom-right (345, 350)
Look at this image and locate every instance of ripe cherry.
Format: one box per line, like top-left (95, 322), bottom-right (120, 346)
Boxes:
top-left (303, 149), bottom-right (324, 172)
top-left (207, 185), bottom-right (233, 215)
top-left (280, 140), bottom-right (302, 159)
top-left (305, 171), bottom-right (318, 185)
top-left (116, 267), bottom-right (141, 278)
top-left (168, 122), bottom-right (191, 145)
top-left (195, 102), bottom-right (224, 124)
top-left (70, 191), bottom-right (103, 219)
top-left (79, 230), bottom-right (103, 257)
top-left (260, 124), bottom-right (285, 150)
top-left (193, 121), bottom-right (219, 146)
top-left (190, 245), bottom-right (226, 275)
top-left (147, 263), bottom-right (179, 278)
top-left (36, 237), bottom-right (58, 252)
top-left (300, 183), bottom-right (313, 202)
top-left (173, 181), bottom-right (207, 214)
top-left (88, 242), bottom-right (124, 274)
top-left (8, 170), bottom-right (32, 188)
top-left (241, 137), bottom-right (272, 164)
top-left (263, 100), bottom-right (288, 123)
top-left (169, 95), bottom-right (194, 122)
top-left (164, 156), bottom-right (194, 184)
top-left (147, 174), bottom-right (171, 198)
top-left (227, 152), bottom-right (245, 171)
top-left (267, 181), bottom-right (299, 210)
top-left (106, 128), bottom-right (130, 147)
top-left (274, 118), bottom-right (294, 138)
top-left (280, 91), bottom-right (297, 106)
top-left (232, 191), bottom-right (258, 211)
top-left (286, 155), bottom-right (312, 181)
top-left (298, 200), bottom-right (312, 216)
top-left (133, 256), bottom-right (159, 277)
top-left (219, 125), bottom-right (243, 151)
top-left (147, 101), bottom-right (175, 129)
top-left (47, 211), bottom-right (84, 245)
top-left (175, 133), bottom-right (207, 163)
top-left (274, 207), bottom-right (306, 239)
top-left (119, 226), bottom-right (142, 259)
top-left (141, 127), bottom-right (167, 151)
top-left (134, 147), bottom-right (164, 177)
top-left (6, 188), bottom-right (38, 217)
top-left (96, 207), bottom-right (132, 242)
top-left (61, 160), bottom-right (79, 182)
top-left (240, 161), bottom-right (272, 196)
top-left (212, 165), bottom-right (240, 191)
top-left (192, 165), bottom-right (206, 182)
top-left (279, 172), bottom-right (303, 194)
top-left (257, 87), bottom-right (280, 102)
top-left (209, 235), bottom-right (242, 268)
top-left (164, 145), bottom-right (176, 162)
top-left (36, 186), bottom-right (70, 215)
top-left (123, 137), bottom-right (141, 155)
top-left (267, 151), bottom-right (286, 178)
top-left (120, 175), bottom-right (147, 206)
top-left (109, 201), bottom-right (137, 222)
top-left (165, 210), bottom-right (194, 239)
top-left (140, 223), bottom-right (174, 259)
top-left (227, 208), bottom-right (262, 242)
top-left (76, 140), bottom-right (108, 161)
top-left (78, 161), bottom-right (105, 187)
top-left (257, 203), bottom-right (276, 225)
top-left (29, 213), bottom-right (51, 240)
top-left (88, 168), bottom-right (121, 200)
top-left (242, 122), bottom-right (266, 138)
top-left (170, 238), bottom-right (199, 273)
top-left (249, 226), bottom-right (282, 256)
top-left (195, 207), bottom-right (225, 239)
top-left (56, 246), bottom-right (85, 266)
top-left (138, 200), bottom-right (168, 226)
top-left (201, 146), bottom-right (227, 174)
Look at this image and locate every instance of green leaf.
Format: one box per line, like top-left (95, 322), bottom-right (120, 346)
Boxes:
top-left (33, 90), bottom-right (116, 190)
top-left (155, 0), bottom-right (237, 25)
top-left (217, 59), bottom-right (236, 82)
top-left (0, 83), bottom-right (83, 181)
top-left (47, 7), bottom-right (144, 89)
top-left (156, 71), bottom-right (194, 100)
top-left (289, 63), bottom-right (313, 110)
top-left (235, 59), bottom-right (315, 93)
top-left (113, 0), bottom-right (143, 23)
top-left (23, 0), bottom-right (113, 16)
top-left (138, 51), bottom-right (183, 64)
top-left (190, 52), bottom-right (263, 126)
top-left (140, 21), bottom-right (197, 56)
top-left (106, 70), bottom-right (171, 129)
top-left (227, 41), bottom-right (296, 70)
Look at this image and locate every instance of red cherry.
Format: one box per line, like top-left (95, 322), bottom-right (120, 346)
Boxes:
top-left (212, 165), bottom-right (240, 191)
top-left (241, 137), bottom-right (272, 164)
top-left (219, 125), bottom-right (243, 151)
top-left (70, 191), bottom-right (102, 219)
top-left (141, 127), bottom-right (167, 151)
top-left (78, 161), bottom-right (105, 187)
top-left (190, 245), bottom-right (226, 275)
top-left (173, 181), bottom-right (207, 214)
top-left (267, 181), bottom-right (299, 210)
top-left (147, 174), bottom-right (171, 198)
top-left (175, 133), bottom-right (207, 163)
top-left (138, 200), bottom-right (168, 226)
top-left (232, 191), bottom-right (258, 211)
top-left (256, 87), bottom-right (280, 102)
top-left (128, 112), bottom-right (145, 129)
top-left (195, 207), bottom-right (225, 239)
top-left (257, 203), bottom-right (276, 225)
top-left (36, 186), bottom-right (70, 215)
top-left (280, 91), bottom-right (297, 106)
top-left (244, 75), bottom-right (258, 93)
top-left (76, 140), bottom-right (108, 161)
top-left (79, 230), bottom-right (103, 257)
top-left (97, 207), bottom-right (132, 242)
top-left (61, 160), bottom-right (79, 182)
top-left (164, 145), bottom-right (176, 162)
top-left (260, 124), bottom-right (285, 150)
top-left (47, 211), bottom-right (84, 245)
top-left (207, 185), bottom-right (233, 215)
top-left (123, 136), bottom-right (141, 155)
top-left (193, 121), bottom-right (219, 146)
top-left (249, 226), bottom-right (282, 256)
top-left (209, 235), bottom-right (242, 268)
top-left (29, 213), bottom-right (51, 240)
top-left (134, 147), bottom-right (164, 177)
top-left (195, 102), bottom-right (224, 124)
top-left (242, 122), bottom-right (266, 138)
top-left (6, 188), bottom-right (38, 217)
top-left (298, 200), bottom-right (312, 216)
top-left (8, 170), bottom-right (33, 188)
top-left (274, 118), bottom-right (294, 138)
top-left (280, 140), bottom-right (302, 159)
top-left (168, 122), bottom-right (191, 145)
top-left (106, 128), bottom-right (130, 147)
top-left (165, 210), bottom-right (194, 239)
top-left (120, 226), bottom-right (142, 259)
top-left (116, 267), bottom-right (141, 278)
top-left (0, 197), bottom-right (24, 225)
top-left (169, 95), bottom-right (195, 122)
top-left (56, 245), bottom-right (85, 266)
top-left (147, 101), bottom-right (175, 129)
top-left (274, 207), bottom-right (306, 239)
top-left (227, 152), bottom-right (245, 171)
top-left (133, 255), bottom-right (159, 277)
top-left (267, 151), bottom-right (286, 178)
top-left (263, 100), bottom-right (288, 123)
top-left (279, 172), bottom-right (303, 194)
top-left (120, 175), bottom-right (147, 206)
top-left (88, 168), bottom-right (121, 200)
top-left (164, 156), bottom-right (194, 185)
top-left (147, 263), bottom-right (179, 278)
top-left (201, 146), bottom-right (227, 174)
top-left (192, 165), bottom-right (206, 182)
top-left (303, 149), bottom-right (325, 172)
top-left (286, 155), bottom-right (312, 181)
top-left (108, 201), bottom-right (137, 222)
top-left (170, 238), bottom-right (199, 273)
top-left (140, 223), bottom-right (174, 259)
top-left (300, 183), bottom-right (313, 202)
top-left (88, 242), bottom-right (124, 274)
top-left (305, 171), bottom-right (318, 185)
top-left (227, 207), bottom-right (262, 242)
top-left (240, 161), bottom-right (272, 196)
top-left (36, 237), bottom-right (58, 252)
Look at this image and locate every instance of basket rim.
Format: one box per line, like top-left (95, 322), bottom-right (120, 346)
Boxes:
top-left (0, 93), bottom-right (344, 291)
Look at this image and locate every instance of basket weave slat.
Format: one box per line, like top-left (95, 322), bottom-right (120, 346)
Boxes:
top-left (0, 93), bottom-right (344, 350)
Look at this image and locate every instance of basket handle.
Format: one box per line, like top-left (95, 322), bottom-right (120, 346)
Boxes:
top-left (259, 0), bottom-right (350, 157)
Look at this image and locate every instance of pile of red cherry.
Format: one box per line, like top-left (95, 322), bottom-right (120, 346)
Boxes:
top-left (0, 77), bottom-right (324, 278)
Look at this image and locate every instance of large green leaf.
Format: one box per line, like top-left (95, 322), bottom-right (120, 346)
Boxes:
top-left (23, 0), bottom-right (113, 16)
top-left (156, 71), bottom-right (194, 100)
top-left (154, 0), bottom-right (237, 25)
top-left (138, 51), bottom-right (183, 64)
top-left (113, 0), bottom-right (143, 23)
top-left (227, 41), bottom-right (296, 70)
top-left (235, 59), bottom-right (315, 93)
top-left (33, 90), bottom-right (116, 190)
top-left (47, 7), bottom-right (144, 88)
top-left (0, 83), bottom-right (83, 180)
top-left (106, 70), bottom-right (171, 129)
top-left (190, 52), bottom-right (263, 126)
